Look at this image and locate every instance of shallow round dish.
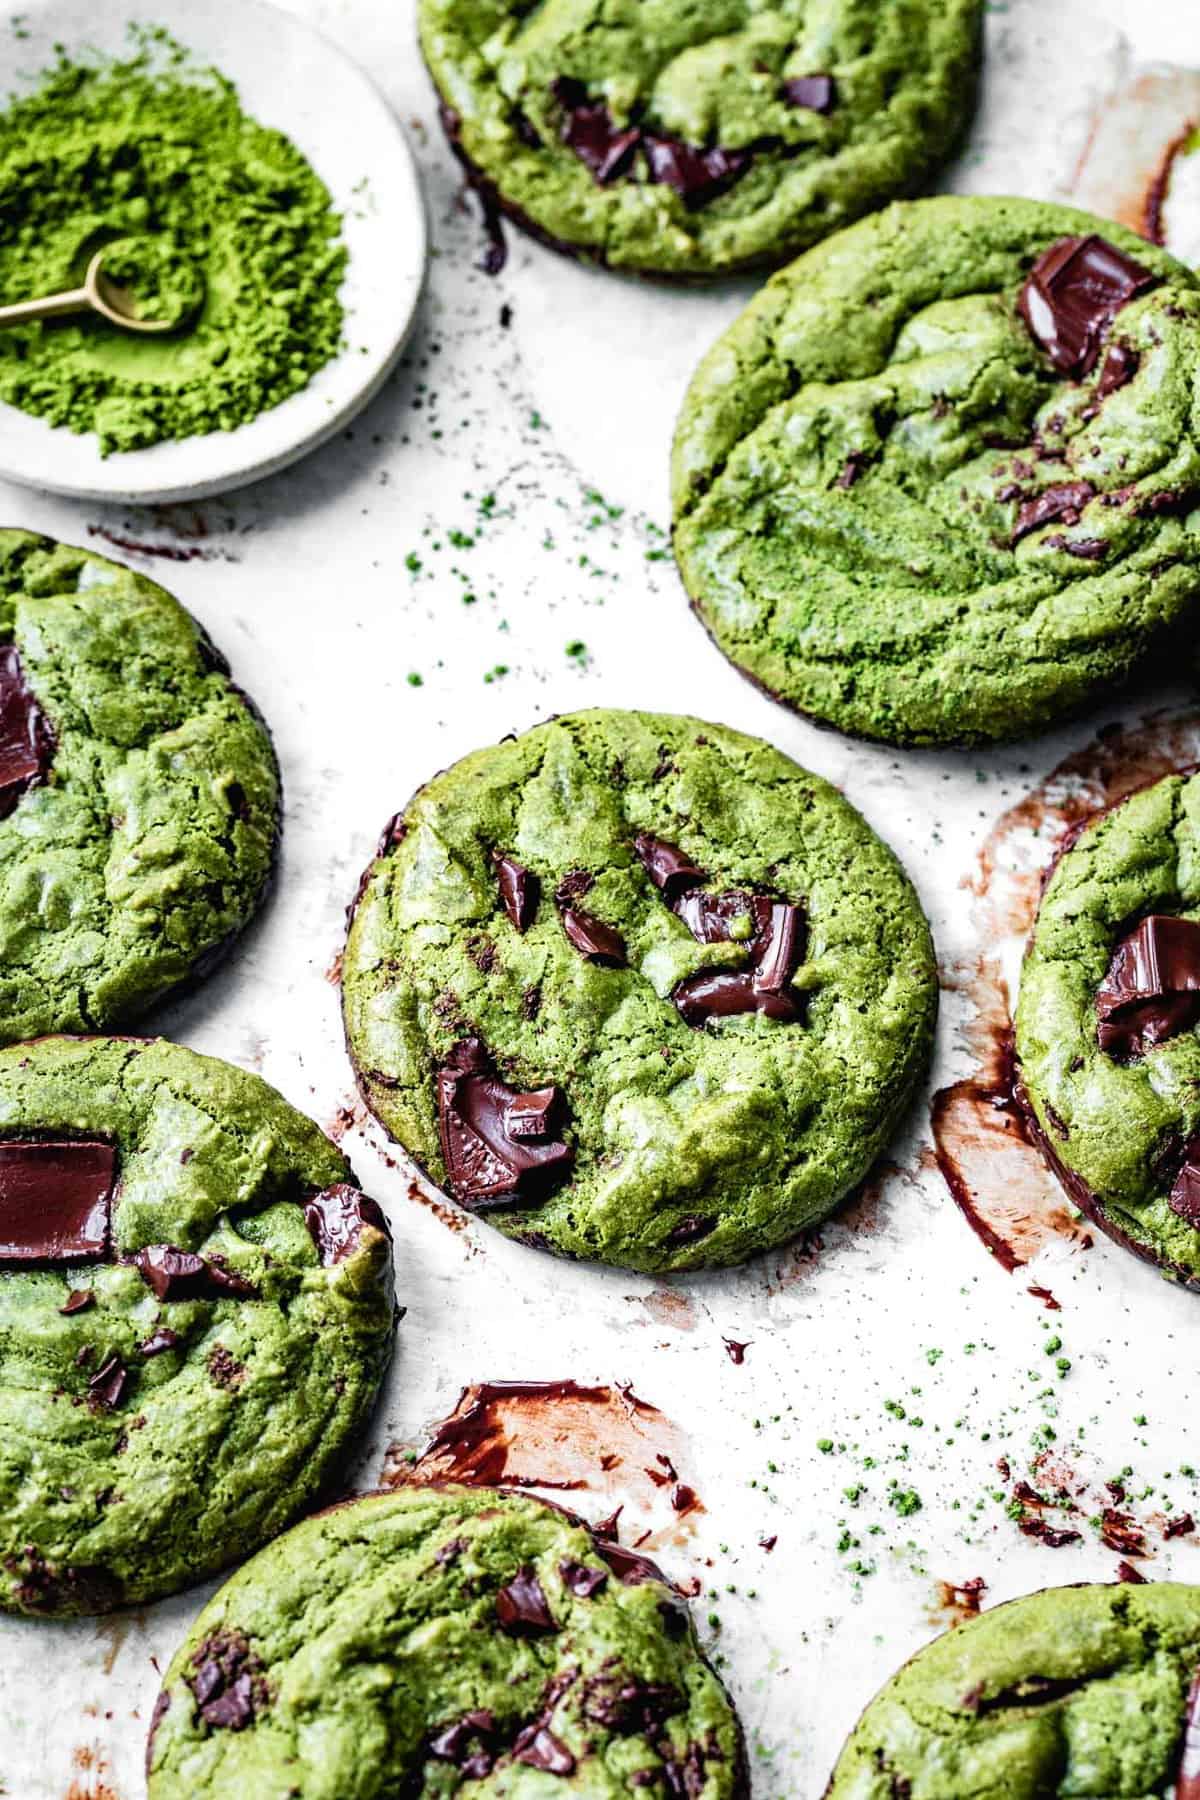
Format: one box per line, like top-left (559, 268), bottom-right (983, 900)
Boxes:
top-left (0, 0), bottom-right (427, 502)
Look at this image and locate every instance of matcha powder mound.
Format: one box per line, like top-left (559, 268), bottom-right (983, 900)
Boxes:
top-left (0, 33), bottom-right (347, 454)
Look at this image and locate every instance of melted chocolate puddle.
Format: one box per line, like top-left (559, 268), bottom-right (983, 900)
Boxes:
top-left (931, 711), bottom-right (1200, 1277)
top-left (382, 1380), bottom-right (703, 1550)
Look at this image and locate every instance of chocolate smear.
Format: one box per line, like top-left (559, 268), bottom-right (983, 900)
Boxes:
top-left (632, 834), bottom-right (705, 904)
top-left (1096, 915), bottom-right (1200, 1059)
top-left (495, 1566), bottom-right (557, 1635)
top-left (494, 853), bottom-right (540, 932)
top-left (1011, 481), bottom-right (1097, 546)
top-left (437, 1039), bottom-right (573, 1208)
top-left (513, 1724), bottom-right (576, 1776)
top-left (559, 1558), bottom-right (608, 1599)
top-left (558, 904), bottom-right (627, 967)
top-left (303, 1183), bottom-right (389, 1264)
top-left (643, 136), bottom-right (751, 209)
top-left (87, 1354), bottom-right (128, 1412)
top-left (0, 1139), bottom-right (115, 1266)
top-left (1176, 1668), bottom-right (1200, 1800)
top-left (188, 1630), bottom-right (270, 1732)
top-left (1018, 234), bottom-right (1159, 377)
top-left (59, 1288), bottom-right (94, 1315)
top-left (0, 643), bottom-right (54, 818)
top-left (781, 75), bottom-right (836, 114)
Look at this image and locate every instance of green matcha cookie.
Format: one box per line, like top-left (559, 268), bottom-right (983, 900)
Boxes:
top-left (146, 1485), bottom-right (745, 1799)
top-left (1015, 768), bottom-right (1200, 1288)
top-left (342, 709), bottom-right (937, 1273)
top-left (420, 0), bottom-right (983, 278)
top-left (672, 196), bottom-right (1200, 745)
top-left (0, 529), bottom-right (279, 1044)
top-left (825, 1582), bottom-right (1200, 1797)
top-left (0, 1035), bottom-right (394, 1616)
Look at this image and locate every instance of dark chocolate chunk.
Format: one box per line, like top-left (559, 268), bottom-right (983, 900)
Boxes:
top-left (495, 1566), bottom-right (557, 1634)
top-left (1176, 1668), bottom-right (1200, 1799)
top-left (513, 1725), bottom-right (576, 1776)
top-left (559, 905), bottom-right (627, 967)
top-left (493, 852), bottom-right (540, 932)
top-left (201, 1256), bottom-right (260, 1299)
top-left (1044, 534), bottom-right (1107, 560)
top-left (134, 1245), bottom-right (207, 1301)
top-left (752, 901), bottom-right (805, 996)
top-left (781, 75), bottom-right (836, 114)
top-left (87, 1354), bottom-right (128, 1412)
top-left (437, 1039), bottom-right (573, 1209)
top-left (0, 1139), bottom-right (115, 1266)
top-left (559, 1558), bottom-right (608, 1598)
top-left (430, 1710), bottom-right (497, 1765)
top-left (1096, 915), bottom-right (1200, 1059)
top-left (643, 135), bottom-right (751, 209)
top-left (188, 1630), bottom-right (269, 1732)
top-left (59, 1288), bottom-right (95, 1315)
top-left (1018, 234), bottom-right (1159, 377)
top-left (633, 834), bottom-right (705, 904)
top-left (583, 1674), bottom-right (682, 1733)
top-left (559, 92), bottom-right (640, 184)
top-left (673, 888), bottom-right (772, 946)
top-left (1170, 1148), bottom-right (1200, 1227)
top-left (1011, 481), bottom-right (1096, 546)
top-left (836, 452), bottom-right (870, 489)
top-left (555, 869), bottom-right (595, 905)
top-left (672, 969), bottom-right (801, 1028)
top-left (1097, 341), bottom-right (1138, 397)
top-left (666, 1214), bottom-right (716, 1246)
top-left (303, 1184), bottom-right (389, 1264)
top-left (140, 1328), bottom-right (180, 1358)
top-left (0, 643), bottom-right (54, 819)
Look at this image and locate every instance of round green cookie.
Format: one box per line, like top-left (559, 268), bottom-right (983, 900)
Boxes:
top-left (146, 1484), bottom-right (746, 1799)
top-left (825, 1582), bottom-right (1200, 1797)
top-left (0, 1035), bottom-right (394, 1615)
top-left (1015, 767), bottom-right (1200, 1288)
top-left (0, 529), bottom-right (279, 1044)
top-left (672, 196), bottom-right (1200, 745)
top-left (342, 709), bottom-right (937, 1273)
top-left (420, 0), bottom-right (983, 278)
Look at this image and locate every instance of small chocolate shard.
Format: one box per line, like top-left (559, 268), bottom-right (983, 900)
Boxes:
top-left (1097, 341), bottom-right (1138, 397)
top-left (87, 1354), bottom-right (128, 1412)
top-left (583, 1674), bottom-right (681, 1733)
top-left (135, 1244), bottom-right (205, 1300)
top-left (1096, 915), bottom-right (1200, 1059)
top-left (781, 74), bottom-right (836, 113)
top-left (1177, 1669), bottom-right (1200, 1799)
top-left (723, 1336), bottom-right (748, 1364)
top-left (0, 643), bottom-right (54, 818)
top-left (202, 1256), bottom-right (260, 1299)
top-left (1018, 234), bottom-right (1159, 377)
top-left (632, 834), bottom-right (705, 904)
top-left (560, 95), bottom-right (640, 184)
top-left (430, 1710), bottom-right (496, 1766)
top-left (1011, 481), bottom-right (1096, 546)
top-left (559, 905), bottom-right (627, 967)
top-left (188, 1630), bottom-right (269, 1732)
top-left (59, 1288), bottom-right (94, 1315)
top-left (1170, 1149), bottom-right (1200, 1227)
top-left (674, 888), bottom-right (771, 946)
top-left (303, 1184), bottom-right (389, 1265)
top-left (643, 135), bottom-right (751, 208)
top-left (559, 1558), bottom-right (608, 1599)
top-left (667, 1214), bottom-right (715, 1246)
top-left (836, 452), bottom-right (869, 489)
top-left (0, 1139), bottom-right (115, 1266)
top-left (437, 1039), bottom-right (573, 1209)
top-left (495, 1566), bottom-right (557, 1635)
top-left (140, 1328), bottom-right (179, 1358)
top-left (493, 852), bottom-right (540, 932)
top-left (513, 1725), bottom-right (576, 1776)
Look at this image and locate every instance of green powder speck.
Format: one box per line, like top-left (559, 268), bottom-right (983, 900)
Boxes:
top-left (0, 30), bottom-right (347, 454)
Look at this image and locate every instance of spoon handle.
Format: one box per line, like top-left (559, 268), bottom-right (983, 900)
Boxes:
top-left (0, 286), bottom-right (90, 327)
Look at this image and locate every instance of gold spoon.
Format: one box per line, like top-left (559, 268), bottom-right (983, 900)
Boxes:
top-left (0, 244), bottom-right (198, 334)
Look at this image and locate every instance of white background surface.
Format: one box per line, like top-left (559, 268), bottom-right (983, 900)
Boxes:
top-left (3, 1), bottom-right (1200, 1796)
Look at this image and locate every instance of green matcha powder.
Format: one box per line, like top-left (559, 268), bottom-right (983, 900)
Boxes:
top-left (0, 33), bottom-right (347, 454)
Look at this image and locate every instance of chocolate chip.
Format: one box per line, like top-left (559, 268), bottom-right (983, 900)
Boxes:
top-left (0, 643), bottom-right (54, 819)
top-left (672, 969), bottom-right (801, 1028)
top-left (1170, 1150), bottom-right (1200, 1227)
top-left (559, 93), bottom-right (640, 184)
top-left (0, 1139), bottom-right (115, 1266)
top-left (1097, 341), bottom-right (1138, 397)
top-left (430, 1710), bottom-right (497, 1765)
top-left (134, 1244), bottom-right (205, 1300)
top-left (666, 1214), bottom-right (716, 1245)
top-left (559, 1558), bottom-right (608, 1598)
top-left (1011, 481), bottom-right (1097, 546)
top-left (632, 834), bottom-right (705, 904)
top-left (1019, 234), bottom-right (1159, 377)
top-left (781, 74), bottom-right (836, 113)
top-left (59, 1289), bottom-right (95, 1315)
top-left (642, 135), bottom-right (751, 208)
top-left (1096, 915), bottom-right (1200, 1059)
top-left (493, 852), bottom-right (540, 932)
top-left (87, 1354), bottom-right (128, 1412)
top-left (207, 1344), bottom-right (245, 1389)
top-left (187, 1631), bottom-right (269, 1732)
top-left (513, 1725), bottom-right (576, 1776)
top-left (495, 1566), bottom-right (556, 1634)
top-left (674, 889), bottom-right (771, 945)
top-left (1044, 534), bottom-right (1107, 560)
top-left (303, 1184), bottom-right (389, 1265)
top-left (555, 869), bottom-right (594, 905)
top-left (836, 452), bottom-right (869, 489)
top-left (202, 1256), bottom-right (260, 1299)
top-left (752, 901), bottom-right (805, 996)
top-left (583, 1674), bottom-right (682, 1732)
top-left (140, 1328), bottom-right (179, 1357)
top-left (559, 904), bottom-right (628, 967)
top-left (437, 1039), bottom-right (573, 1209)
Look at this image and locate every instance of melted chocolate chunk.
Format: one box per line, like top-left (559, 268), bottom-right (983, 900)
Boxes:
top-left (188, 1630), bottom-right (270, 1732)
top-left (437, 1039), bottom-right (573, 1209)
top-left (1096, 915), bottom-right (1200, 1059)
top-left (673, 969), bottom-right (801, 1028)
top-left (558, 905), bottom-right (628, 967)
top-left (0, 643), bottom-right (54, 818)
top-left (303, 1184), bottom-right (389, 1264)
top-left (513, 1725), bottom-right (576, 1776)
top-left (781, 74), bottom-right (836, 113)
top-left (642, 135), bottom-right (751, 208)
top-left (674, 889), bottom-right (771, 945)
top-left (495, 1566), bottom-right (557, 1635)
top-left (1019, 235), bottom-right (1159, 377)
top-left (1176, 1668), bottom-right (1200, 1799)
top-left (493, 853), bottom-right (540, 932)
top-left (87, 1354), bottom-right (128, 1412)
top-left (0, 1139), bottom-right (115, 1266)
top-left (1011, 481), bottom-right (1097, 546)
top-left (1097, 341), bottom-right (1138, 397)
top-left (559, 1558), bottom-right (608, 1599)
top-left (59, 1288), bottom-right (94, 1315)
top-left (633, 834), bottom-right (705, 904)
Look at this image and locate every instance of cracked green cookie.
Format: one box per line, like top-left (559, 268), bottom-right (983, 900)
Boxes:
top-left (672, 196), bottom-right (1200, 744)
top-left (825, 1582), bottom-right (1200, 1798)
top-left (420, 0), bottom-right (983, 277)
top-left (342, 708), bottom-right (937, 1273)
top-left (146, 1484), bottom-right (745, 1799)
top-left (1015, 767), bottom-right (1200, 1288)
top-left (0, 1035), bottom-right (394, 1615)
top-left (0, 528), bottom-right (279, 1042)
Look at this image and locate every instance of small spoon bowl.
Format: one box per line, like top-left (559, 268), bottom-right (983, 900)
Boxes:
top-left (0, 238), bottom-right (204, 335)
top-left (87, 248), bottom-right (181, 334)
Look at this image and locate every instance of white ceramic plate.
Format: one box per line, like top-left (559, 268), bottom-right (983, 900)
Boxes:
top-left (0, 0), bottom-right (428, 501)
